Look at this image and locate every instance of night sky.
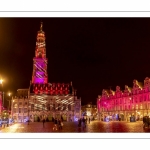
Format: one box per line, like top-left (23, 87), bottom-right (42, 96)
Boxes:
top-left (1, 18), bottom-right (150, 105)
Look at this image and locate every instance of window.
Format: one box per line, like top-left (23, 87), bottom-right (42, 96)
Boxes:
top-left (19, 102), bottom-right (22, 105)
top-left (120, 99), bottom-right (122, 104)
top-left (125, 105), bottom-right (127, 110)
top-left (140, 104), bottom-right (142, 110)
top-left (24, 108), bottom-right (28, 113)
top-left (58, 104), bottom-right (60, 110)
top-left (19, 108), bottom-right (22, 113)
top-left (68, 104), bottom-right (71, 111)
top-left (144, 95), bottom-right (146, 101)
top-left (13, 103), bottom-right (18, 108)
top-left (63, 104), bottom-right (66, 110)
top-left (53, 104), bottom-right (55, 110)
top-left (140, 96), bottom-right (142, 102)
top-left (120, 106), bottom-right (122, 111)
top-left (132, 105), bottom-right (134, 110)
top-left (24, 102), bottom-right (27, 105)
top-left (128, 105), bottom-right (130, 110)
top-left (31, 104), bottom-right (34, 111)
top-left (13, 108), bottom-right (17, 113)
top-left (47, 104), bottom-right (50, 111)
top-left (42, 104), bottom-right (45, 110)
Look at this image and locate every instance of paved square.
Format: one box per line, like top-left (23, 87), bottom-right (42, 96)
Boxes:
top-left (0, 121), bottom-right (149, 133)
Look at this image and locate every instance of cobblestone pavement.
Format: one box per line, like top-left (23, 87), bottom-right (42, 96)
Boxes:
top-left (0, 120), bottom-right (150, 133)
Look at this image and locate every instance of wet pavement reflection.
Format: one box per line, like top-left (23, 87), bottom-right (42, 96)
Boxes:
top-left (0, 120), bottom-right (149, 133)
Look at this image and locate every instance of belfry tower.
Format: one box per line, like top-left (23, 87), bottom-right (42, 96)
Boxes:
top-left (32, 22), bottom-right (48, 84)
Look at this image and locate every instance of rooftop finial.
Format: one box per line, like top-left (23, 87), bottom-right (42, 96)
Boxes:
top-left (40, 22), bottom-right (43, 31)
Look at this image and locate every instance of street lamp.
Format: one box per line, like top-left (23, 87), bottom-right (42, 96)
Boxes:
top-left (28, 99), bottom-right (29, 125)
top-left (0, 79), bottom-right (4, 108)
top-left (8, 93), bottom-right (11, 111)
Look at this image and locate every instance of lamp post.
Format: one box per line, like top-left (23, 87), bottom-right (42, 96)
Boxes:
top-left (28, 99), bottom-right (29, 125)
top-left (8, 93), bottom-right (11, 111)
top-left (0, 79), bottom-right (4, 110)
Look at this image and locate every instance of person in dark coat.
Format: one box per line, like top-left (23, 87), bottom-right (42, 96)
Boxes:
top-left (58, 119), bottom-right (61, 130)
top-left (53, 118), bottom-right (58, 131)
top-left (89, 117), bottom-right (90, 124)
top-left (148, 116), bottom-right (150, 128)
top-left (42, 118), bottom-right (45, 128)
top-left (82, 118), bottom-right (86, 128)
top-left (143, 116), bottom-right (148, 128)
top-left (78, 118), bottom-right (81, 128)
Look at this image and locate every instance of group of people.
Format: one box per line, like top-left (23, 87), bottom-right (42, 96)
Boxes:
top-left (78, 117), bottom-right (91, 128)
top-left (42, 117), bottom-right (64, 131)
top-left (53, 118), bottom-right (63, 131)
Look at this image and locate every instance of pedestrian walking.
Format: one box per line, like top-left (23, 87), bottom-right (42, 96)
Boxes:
top-left (82, 118), bottom-right (86, 128)
top-left (78, 118), bottom-right (81, 128)
top-left (86, 118), bottom-right (88, 124)
top-left (143, 116), bottom-right (149, 128)
top-left (58, 119), bottom-right (61, 130)
top-left (53, 118), bottom-right (58, 131)
top-left (42, 118), bottom-right (45, 128)
top-left (60, 120), bottom-right (63, 129)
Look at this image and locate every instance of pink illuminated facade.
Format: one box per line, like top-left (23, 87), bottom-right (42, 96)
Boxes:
top-left (32, 22), bottom-right (48, 84)
top-left (0, 91), bottom-right (2, 113)
top-left (11, 23), bottom-right (81, 122)
top-left (97, 78), bottom-right (150, 121)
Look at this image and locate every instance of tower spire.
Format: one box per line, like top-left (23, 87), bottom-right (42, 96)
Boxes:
top-left (32, 22), bottom-right (48, 84)
top-left (40, 22), bottom-right (43, 31)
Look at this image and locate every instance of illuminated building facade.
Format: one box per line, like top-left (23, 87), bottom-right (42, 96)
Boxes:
top-left (0, 83), bottom-right (3, 114)
top-left (81, 104), bottom-right (98, 120)
top-left (0, 92), bottom-right (2, 114)
top-left (11, 23), bottom-right (81, 122)
top-left (97, 78), bottom-right (150, 121)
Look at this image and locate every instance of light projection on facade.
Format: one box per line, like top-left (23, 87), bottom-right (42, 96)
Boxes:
top-left (11, 22), bottom-right (81, 122)
top-left (32, 22), bottom-right (48, 84)
top-left (97, 78), bottom-right (150, 122)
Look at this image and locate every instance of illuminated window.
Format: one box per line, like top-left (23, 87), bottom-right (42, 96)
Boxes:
top-left (132, 105), bottom-right (134, 110)
top-left (42, 104), bottom-right (45, 110)
top-left (58, 104), bottom-right (60, 110)
top-left (149, 103), bottom-right (150, 109)
top-left (13, 103), bottom-right (17, 107)
top-left (53, 104), bottom-right (55, 110)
